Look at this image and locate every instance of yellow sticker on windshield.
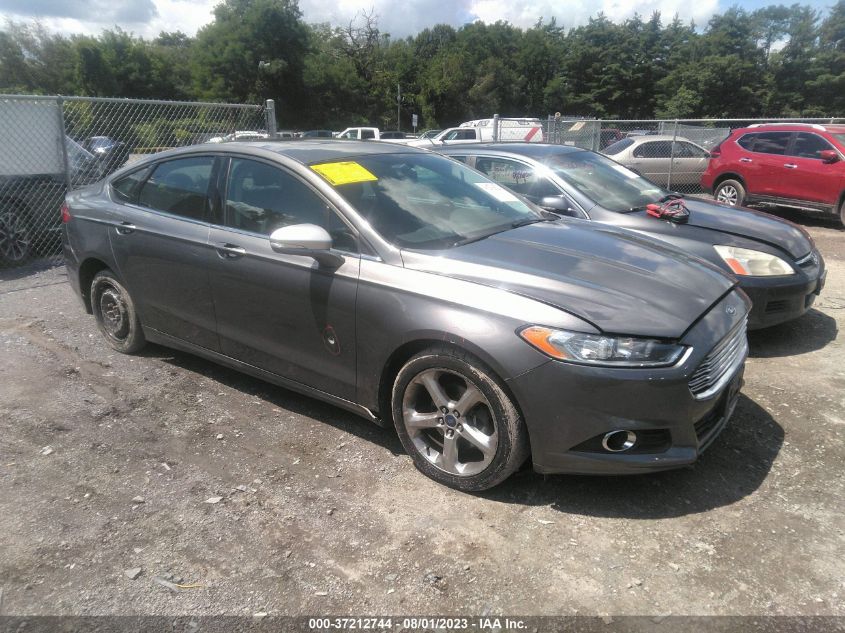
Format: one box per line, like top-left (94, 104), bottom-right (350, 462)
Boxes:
top-left (311, 161), bottom-right (378, 186)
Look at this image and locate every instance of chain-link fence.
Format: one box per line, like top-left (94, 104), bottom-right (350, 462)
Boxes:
top-left (0, 95), bottom-right (270, 268)
top-left (539, 117), bottom-right (845, 196)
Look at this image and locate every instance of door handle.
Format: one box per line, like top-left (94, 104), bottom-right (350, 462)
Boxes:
top-left (115, 221), bottom-right (136, 235)
top-left (784, 163), bottom-right (798, 169)
top-left (217, 243), bottom-right (246, 259)
top-left (739, 158), bottom-right (753, 163)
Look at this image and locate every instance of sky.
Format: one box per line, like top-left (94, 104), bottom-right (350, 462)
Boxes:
top-left (0, 0), bottom-right (834, 39)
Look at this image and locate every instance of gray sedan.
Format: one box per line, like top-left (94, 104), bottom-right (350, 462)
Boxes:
top-left (63, 141), bottom-right (748, 490)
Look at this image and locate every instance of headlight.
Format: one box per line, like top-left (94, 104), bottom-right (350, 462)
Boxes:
top-left (519, 326), bottom-right (687, 367)
top-left (713, 245), bottom-right (794, 276)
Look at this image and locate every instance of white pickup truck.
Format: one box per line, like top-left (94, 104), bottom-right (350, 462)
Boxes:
top-left (407, 118), bottom-right (544, 147)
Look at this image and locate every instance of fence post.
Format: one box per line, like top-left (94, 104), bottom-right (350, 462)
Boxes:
top-left (54, 96), bottom-right (73, 191)
top-left (667, 119), bottom-right (679, 191)
top-left (492, 113), bottom-right (499, 142)
top-left (265, 99), bottom-right (277, 136)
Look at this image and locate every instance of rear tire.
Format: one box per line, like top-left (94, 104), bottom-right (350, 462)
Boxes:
top-left (715, 179), bottom-right (746, 207)
top-left (838, 197), bottom-right (845, 228)
top-left (0, 206), bottom-right (33, 266)
top-left (90, 270), bottom-right (146, 354)
top-left (391, 345), bottom-right (529, 491)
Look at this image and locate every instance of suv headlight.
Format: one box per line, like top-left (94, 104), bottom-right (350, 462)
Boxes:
top-left (519, 326), bottom-right (687, 367)
top-left (714, 245), bottom-right (794, 276)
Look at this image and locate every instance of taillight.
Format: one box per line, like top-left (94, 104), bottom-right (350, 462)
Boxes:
top-left (709, 143), bottom-right (722, 158)
top-left (61, 202), bottom-right (72, 223)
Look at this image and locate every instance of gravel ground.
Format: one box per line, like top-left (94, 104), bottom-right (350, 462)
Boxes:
top-left (0, 212), bottom-right (843, 618)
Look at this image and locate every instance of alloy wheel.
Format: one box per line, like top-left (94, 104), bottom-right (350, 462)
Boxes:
top-left (717, 185), bottom-right (738, 206)
top-left (401, 368), bottom-right (498, 477)
top-left (0, 211), bottom-right (31, 263)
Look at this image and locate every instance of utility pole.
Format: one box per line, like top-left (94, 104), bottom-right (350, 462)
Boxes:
top-left (397, 83), bottom-right (401, 132)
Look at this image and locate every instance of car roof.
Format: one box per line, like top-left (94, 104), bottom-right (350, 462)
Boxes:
top-left (740, 123), bottom-right (845, 134)
top-left (439, 142), bottom-right (586, 158)
top-left (183, 139), bottom-right (424, 164)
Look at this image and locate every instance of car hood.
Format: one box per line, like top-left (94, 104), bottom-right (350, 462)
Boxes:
top-left (634, 198), bottom-right (813, 259)
top-left (401, 221), bottom-right (735, 339)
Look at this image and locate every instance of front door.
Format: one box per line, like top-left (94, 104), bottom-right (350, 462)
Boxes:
top-left (781, 132), bottom-right (845, 206)
top-left (108, 155), bottom-right (220, 350)
top-left (208, 156), bottom-right (361, 400)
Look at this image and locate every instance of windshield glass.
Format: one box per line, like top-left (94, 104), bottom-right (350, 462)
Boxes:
top-left (314, 153), bottom-right (542, 250)
top-left (547, 151), bottom-right (668, 213)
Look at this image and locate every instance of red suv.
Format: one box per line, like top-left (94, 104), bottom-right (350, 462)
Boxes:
top-left (701, 123), bottom-right (845, 225)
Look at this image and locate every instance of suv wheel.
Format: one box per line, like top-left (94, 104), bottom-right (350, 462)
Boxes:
top-left (0, 207), bottom-right (33, 265)
top-left (91, 270), bottom-right (146, 354)
top-left (391, 346), bottom-right (530, 491)
top-left (715, 179), bottom-right (746, 207)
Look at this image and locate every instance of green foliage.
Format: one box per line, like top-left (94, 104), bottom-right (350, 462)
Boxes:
top-left (1, 1), bottom-right (844, 127)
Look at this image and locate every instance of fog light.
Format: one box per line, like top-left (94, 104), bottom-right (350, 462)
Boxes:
top-left (602, 430), bottom-right (637, 452)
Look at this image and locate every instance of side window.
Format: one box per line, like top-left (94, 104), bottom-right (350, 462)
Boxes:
top-left (674, 142), bottom-right (707, 158)
top-left (460, 130), bottom-right (477, 140)
top-left (361, 129), bottom-right (375, 140)
top-left (449, 155), bottom-right (469, 164)
top-left (633, 141), bottom-right (671, 158)
top-left (225, 158), bottom-right (358, 252)
top-left (752, 132), bottom-right (792, 155)
top-left (737, 134), bottom-right (757, 150)
top-left (474, 157), bottom-right (560, 201)
top-left (137, 156), bottom-right (214, 220)
top-left (111, 166), bottom-right (150, 203)
top-left (790, 133), bottom-right (835, 159)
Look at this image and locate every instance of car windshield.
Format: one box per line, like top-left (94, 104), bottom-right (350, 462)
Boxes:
top-left (315, 153), bottom-right (543, 250)
top-left (546, 151), bottom-right (669, 213)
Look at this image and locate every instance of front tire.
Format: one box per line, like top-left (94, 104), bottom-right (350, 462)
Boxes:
top-left (715, 179), bottom-right (746, 207)
top-left (90, 270), bottom-right (146, 354)
top-left (838, 197), bottom-right (845, 228)
top-left (391, 346), bottom-right (529, 491)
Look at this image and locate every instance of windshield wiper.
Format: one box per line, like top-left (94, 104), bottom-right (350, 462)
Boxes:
top-left (511, 214), bottom-right (557, 229)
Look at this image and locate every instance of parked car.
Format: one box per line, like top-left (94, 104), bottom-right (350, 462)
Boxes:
top-left (602, 135), bottom-right (711, 187)
top-left (599, 128), bottom-right (624, 149)
top-left (300, 130), bottom-right (334, 138)
top-left (378, 131), bottom-right (407, 139)
top-left (701, 123), bottom-right (845, 226)
top-left (440, 143), bottom-right (825, 330)
top-left (64, 140), bottom-right (749, 490)
top-left (81, 136), bottom-right (130, 176)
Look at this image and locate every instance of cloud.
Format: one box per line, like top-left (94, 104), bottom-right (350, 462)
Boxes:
top-left (0, 0), bottom-right (729, 39)
top-left (1, 0), bottom-right (158, 24)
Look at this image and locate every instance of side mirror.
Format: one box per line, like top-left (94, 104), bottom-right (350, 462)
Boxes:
top-left (269, 224), bottom-right (344, 268)
top-left (539, 196), bottom-right (580, 217)
top-left (819, 149), bottom-right (839, 164)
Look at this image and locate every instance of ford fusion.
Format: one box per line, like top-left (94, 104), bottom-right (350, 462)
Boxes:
top-left (441, 143), bottom-right (825, 330)
top-left (63, 141), bottom-right (749, 490)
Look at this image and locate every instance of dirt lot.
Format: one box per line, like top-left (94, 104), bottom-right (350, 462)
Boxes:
top-left (0, 212), bottom-right (843, 619)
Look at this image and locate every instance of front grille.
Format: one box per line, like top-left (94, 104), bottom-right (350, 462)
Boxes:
top-left (688, 318), bottom-right (748, 400)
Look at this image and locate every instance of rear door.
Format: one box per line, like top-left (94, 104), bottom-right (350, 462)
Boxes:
top-left (109, 155), bottom-right (220, 350)
top-left (781, 132), bottom-right (845, 206)
top-left (748, 131), bottom-right (794, 198)
top-left (668, 141), bottom-right (710, 187)
top-left (631, 140), bottom-right (672, 186)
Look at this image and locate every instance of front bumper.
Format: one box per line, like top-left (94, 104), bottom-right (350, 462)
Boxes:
top-left (508, 290), bottom-right (750, 475)
top-left (739, 254), bottom-right (826, 329)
